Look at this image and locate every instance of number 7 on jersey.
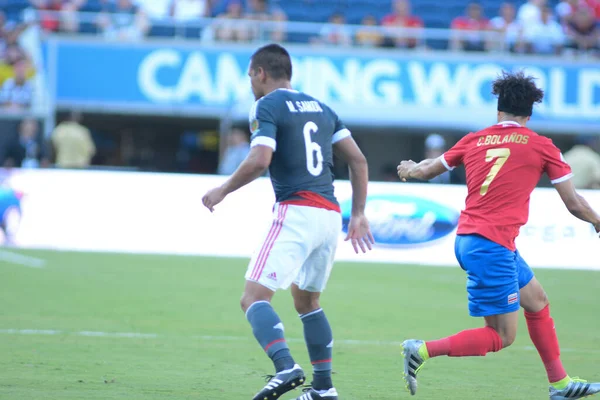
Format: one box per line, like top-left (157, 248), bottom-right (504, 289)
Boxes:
top-left (480, 148), bottom-right (511, 196)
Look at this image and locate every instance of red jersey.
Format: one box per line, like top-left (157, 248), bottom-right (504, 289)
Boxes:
top-left (584, 0), bottom-right (600, 19)
top-left (442, 121), bottom-right (572, 251)
top-left (451, 16), bottom-right (489, 31)
top-left (381, 14), bottom-right (423, 28)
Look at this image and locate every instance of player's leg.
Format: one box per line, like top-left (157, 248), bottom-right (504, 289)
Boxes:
top-left (242, 204), bottom-right (309, 400)
top-left (292, 286), bottom-right (337, 399)
top-left (292, 208), bottom-right (341, 400)
top-left (241, 281), bottom-right (295, 374)
top-left (401, 234), bottom-right (519, 395)
top-left (518, 253), bottom-right (600, 399)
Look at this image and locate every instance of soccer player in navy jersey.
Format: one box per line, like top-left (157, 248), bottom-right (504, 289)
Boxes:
top-left (203, 44), bottom-right (374, 400)
top-left (397, 71), bottom-right (600, 399)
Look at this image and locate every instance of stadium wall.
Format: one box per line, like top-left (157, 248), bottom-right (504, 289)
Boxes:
top-left (3, 169), bottom-right (598, 270)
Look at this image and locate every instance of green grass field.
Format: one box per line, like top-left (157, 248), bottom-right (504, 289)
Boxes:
top-left (1, 250), bottom-right (600, 400)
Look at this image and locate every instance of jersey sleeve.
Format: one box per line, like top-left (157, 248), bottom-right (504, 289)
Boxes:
top-left (441, 134), bottom-right (471, 170)
top-left (330, 108), bottom-right (351, 144)
top-left (249, 97), bottom-right (278, 151)
top-left (541, 139), bottom-right (573, 184)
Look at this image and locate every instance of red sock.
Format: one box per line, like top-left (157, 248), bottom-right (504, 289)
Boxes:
top-left (426, 326), bottom-right (503, 358)
top-left (525, 305), bottom-right (567, 383)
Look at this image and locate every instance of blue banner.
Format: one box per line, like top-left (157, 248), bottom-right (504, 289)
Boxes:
top-left (49, 39), bottom-right (600, 130)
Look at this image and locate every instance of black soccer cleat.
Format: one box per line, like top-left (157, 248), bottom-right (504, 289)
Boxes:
top-left (252, 364), bottom-right (305, 400)
top-left (294, 387), bottom-right (339, 400)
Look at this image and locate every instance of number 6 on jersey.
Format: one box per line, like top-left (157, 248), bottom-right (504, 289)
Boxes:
top-left (303, 121), bottom-right (324, 176)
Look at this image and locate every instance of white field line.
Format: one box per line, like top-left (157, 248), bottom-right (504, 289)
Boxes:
top-left (0, 250), bottom-right (46, 268)
top-left (0, 329), bottom-right (597, 354)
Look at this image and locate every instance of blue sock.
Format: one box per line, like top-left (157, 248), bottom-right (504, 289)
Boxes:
top-left (246, 301), bottom-right (295, 372)
top-left (301, 308), bottom-right (333, 390)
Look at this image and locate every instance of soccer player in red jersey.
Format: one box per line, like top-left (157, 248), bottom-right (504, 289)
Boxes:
top-left (397, 71), bottom-right (600, 400)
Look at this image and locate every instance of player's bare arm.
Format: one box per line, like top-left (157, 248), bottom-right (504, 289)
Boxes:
top-left (333, 136), bottom-right (374, 254)
top-left (554, 179), bottom-right (600, 235)
top-left (202, 145), bottom-right (273, 212)
top-left (397, 157), bottom-right (448, 181)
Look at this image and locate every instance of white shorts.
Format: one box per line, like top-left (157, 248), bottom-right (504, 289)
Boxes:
top-left (245, 203), bottom-right (342, 292)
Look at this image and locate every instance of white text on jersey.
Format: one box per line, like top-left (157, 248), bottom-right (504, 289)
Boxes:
top-left (286, 101), bottom-right (324, 113)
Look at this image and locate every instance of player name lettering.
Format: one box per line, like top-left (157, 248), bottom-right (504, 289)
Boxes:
top-left (476, 133), bottom-right (530, 147)
top-left (286, 100), bottom-right (324, 113)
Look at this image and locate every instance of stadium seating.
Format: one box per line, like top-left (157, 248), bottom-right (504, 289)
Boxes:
top-left (4, 0), bottom-right (561, 40)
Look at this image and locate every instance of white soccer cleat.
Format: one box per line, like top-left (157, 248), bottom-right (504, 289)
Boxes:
top-left (550, 379), bottom-right (600, 399)
top-left (401, 339), bottom-right (427, 396)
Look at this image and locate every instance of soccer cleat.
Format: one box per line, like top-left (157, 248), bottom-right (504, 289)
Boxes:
top-left (295, 387), bottom-right (339, 400)
top-left (550, 378), bottom-right (600, 399)
top-left (401, 339), bottom-right (427, 395)
top-left (252, 364), bottom-right (305, 400)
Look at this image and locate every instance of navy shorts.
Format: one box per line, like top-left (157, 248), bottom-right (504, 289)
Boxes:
top-left (455, 234), bottom-right (535, 317)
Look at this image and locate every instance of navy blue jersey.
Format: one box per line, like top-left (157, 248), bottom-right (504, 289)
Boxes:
top-left (249, 89), bottom-right (350, 205)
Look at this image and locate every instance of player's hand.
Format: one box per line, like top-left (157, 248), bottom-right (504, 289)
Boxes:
top-left (595, 222), bottom-right (600, 237)
top-left (397, 160), bottom-right (416, 182)
top-left (345, 214), bottom-right (375, 254)
top-left (202, 186), bottom-right (227, 213)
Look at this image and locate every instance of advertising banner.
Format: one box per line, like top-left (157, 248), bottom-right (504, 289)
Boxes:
top-left (48, 39), bottom-right (600, 132)
top-left (1, 169), bottom-right (598, 270)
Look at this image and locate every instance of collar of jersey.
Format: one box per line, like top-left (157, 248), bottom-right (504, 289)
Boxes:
top-left (496, 121), bottom-right (522, 127)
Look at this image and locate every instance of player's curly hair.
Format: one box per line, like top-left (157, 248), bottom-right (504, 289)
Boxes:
top-left (492, 70), bottom-right (544, 117)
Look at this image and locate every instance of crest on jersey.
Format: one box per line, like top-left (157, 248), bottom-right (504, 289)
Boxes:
top-left (250, 119), bottom-right (259, 134)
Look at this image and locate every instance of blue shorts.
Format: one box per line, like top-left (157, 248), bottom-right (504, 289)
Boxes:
top-left (455, 234), bottom-right (535, 317)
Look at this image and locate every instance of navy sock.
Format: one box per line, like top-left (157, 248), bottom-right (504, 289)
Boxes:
top-left (246, 301), bottom-right (295, 372)
top-left (301, 308), bottom-right (333, 390)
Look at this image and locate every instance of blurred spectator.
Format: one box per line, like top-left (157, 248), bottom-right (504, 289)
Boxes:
top-left (247, 0), bottom-right (283, 20)
top-left (97, 0), bottom-right (149, 41)
top-left (51, 112), bottom-right (96, 168)
top-left (588, 0), bottom-right (600, 18)
top-left (246, 0), bottom-right (287, 42)
top-left (0, 59), bottom-right (34, 110)
top-left (0, 15), bottom-right (29, 68)
top-left (135, 0), bottom-right (171, 19)
top-left (30, 0), bottom-right (62, 32)
top-left (556, 0), bottom-right (579, 23)
top-left (0, 11), bottom-right (7, 53)
top-left (563, 136), bottom-right (600, 189)
top-left (490, 3), bottom-right (524, 52)
top-left (422, 134), bottom-right (465, 184)
top-left (517, 0), bottom-right (546, 25)
top-left (30, 0), bottom-right (85, 33)
top-left (3, 119), bottom-right (48, 168)
top-left (424, 134), bottom-right (452, 184)
top-left (381, 0), bottom-right (423, 49)
top-left (217, 128), bottom-right (249, 175)
top-left (356, 15), bottom-right (384, 47)
top-left (60, 2), bottom-right (82, 33)
top-left (523, 6), bottom-right (565, 55)
top-left (170, 0), bottom-right (211, 21)
top-left (319, 13), bottom-right (352, 46)
top-left (269, 11), bottom-right (287, 43)
top-left (558, 0), bottom-right (600, 20)
top-left (565, 7), bottom-right (599, 54)
top-left (3, 39), bottom-right (28, 67)
top-left (450, 3), bottom-right (490, 52)
top-left (213, 1), bottom-right (251, 42)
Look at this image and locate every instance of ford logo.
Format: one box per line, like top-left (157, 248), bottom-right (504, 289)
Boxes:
top-left (340, 194), bottom-right (459, 246)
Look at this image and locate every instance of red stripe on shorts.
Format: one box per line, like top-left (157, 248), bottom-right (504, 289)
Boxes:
top-left (252, 204), bottom-right (288, 281)
top-left (250, 205), bottom-right (283, 281)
